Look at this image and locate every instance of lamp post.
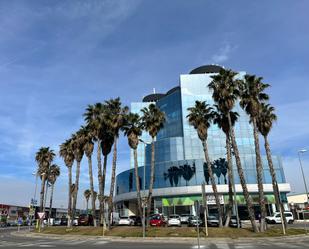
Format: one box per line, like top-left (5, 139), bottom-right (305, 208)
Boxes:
top-left (298, 149), bottom-right (309, 203)
top-left (139, 139), bottom-right (151, 239)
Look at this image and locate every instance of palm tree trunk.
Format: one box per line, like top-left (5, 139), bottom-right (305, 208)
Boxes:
top-left (202, 140), bottom-right (223, 227)
top-left (224, 135), bottom-right (234, 227)
top-left (48, 184), bottom-right (54, 225)
top-left (67, 166), bottom-right (72, 228)
top-left (102, 154), bottom-right (108, 228)
top-left (97, 141), bottom-right (104, 226)
top-left (87, 155), bottom-right (97, 227)
top-left (39, 175), bottom-right (46, 212)
top-left (264, 135), bottom-right (287, 228)
top-left (134, 149), bottom-right (142, 216)
top-left (147, 137), bottom-right (155, 226)
top-left (228, 114), bottom-right (259, 232)
top-left (252, 118), bottom-right (267, 232)
top-left (108, 136), bottom-right (118, 229)
top-left (72, 160), bottom-right (81, 225)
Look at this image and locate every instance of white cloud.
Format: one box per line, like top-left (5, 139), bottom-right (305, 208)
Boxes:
top-left (211, 43), bottom-right (235, 63)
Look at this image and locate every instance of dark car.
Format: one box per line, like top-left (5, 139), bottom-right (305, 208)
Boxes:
top-left (60, 217), bottom-right (68, 226)
top-left (188, 216), bottom-right (203, 227)
top-left (228, 215), bottom-right (241, 228)
top-left (78, 214), bottom-right (94, 226)
top-left (129, 216), bottom-right (142, 226)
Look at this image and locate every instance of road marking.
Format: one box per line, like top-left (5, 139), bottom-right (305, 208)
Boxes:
top-left (95, 241), bottom-right (109, 245)
top-left (39, 245), bottom-right (55, 248)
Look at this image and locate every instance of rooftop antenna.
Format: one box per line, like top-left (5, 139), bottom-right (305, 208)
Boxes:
top-left (153, 88), bottom-right (156, 94)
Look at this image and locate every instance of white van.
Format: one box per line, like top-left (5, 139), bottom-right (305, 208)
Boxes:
top-left (266, 211), bottom-right (294, 224)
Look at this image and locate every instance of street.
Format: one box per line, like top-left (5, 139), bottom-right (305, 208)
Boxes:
top-left (1, 227), bottom-right (309, 249)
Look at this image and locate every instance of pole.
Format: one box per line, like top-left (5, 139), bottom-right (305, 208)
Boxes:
top-left (201, 183), bottom-right (208, 237)
top-left (143, 142), bottom-right (146, 239)
top-left (194, 201), bottom-right (200, 249)
top-left (298, 152), bottom-right (309, 203)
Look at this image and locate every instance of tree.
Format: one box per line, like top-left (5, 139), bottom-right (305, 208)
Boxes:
top-left (84, 189), bottom-right (91, 212)
top-left (122, 113), bottom-right (143, 216)
top-left (84, 103), bottom-right (105, 225)
top-left (209, 69), bottom-right (259, 232)
top-left (59, 139), bottom-right (75, 227)
top-left (83, 126), bottom-right (97, 226)
top-left (104, 98), bottom-right (128, 228)
top-left (187, 100), bottom-right (223, 227)
top-left (257, 103), bottom-right (287, 227)
top-left (180, 163), bottom-right (196, 186)
top-left (141, 103), bottom-right (166, 224)
top-left (239, 74), bottom-right (269, 232)
top-left (70, 128), bottom-right (86, 224)
top-left (35, 147), bottom-right (55, 212)
top-left (48, 164), bottom-right (60, 223)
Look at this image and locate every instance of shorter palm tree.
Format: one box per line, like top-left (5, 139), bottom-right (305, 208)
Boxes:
top-left (84, 189), bottom-right (91, 212)
top-left (187, 100), bottom-right (223, 227)
top-left (48, 164), bottom-right (60, 223)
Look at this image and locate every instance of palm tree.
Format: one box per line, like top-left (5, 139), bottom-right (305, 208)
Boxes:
top-left (141, 103), bottom-right (166, 223)
top-left (83, 126), bottom-right (97, 226)
top-left (209, 69), bottom-right (259, 232)
top-left (47, 164), bottom-right (60, 223)
top-left (104, 97), bottom-right (128, 228)
top-left (59, 139), bottom-right (75, 227)
top-left (239, 74), bottom-right (269, 232)
top-left (187, 100), bottom-right (223, 227)
top-left (84, 103), bottom-right (105, 225)
top-left (180, 163), bottom-right (196, 186)
top-left (213, 107), bottom-right (239, 226)
top-left (70, 128), bottom-right (86, 224)
top-left (257, 103), bottom-right (287, 227)
top-left (122, 113), bottom-right (143, 216)
top-left (35, 147), bottom-right (55, 212)
top-left (84, 189), bottom-right (91, 212)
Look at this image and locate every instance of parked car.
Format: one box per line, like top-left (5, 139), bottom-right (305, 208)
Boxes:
top-left (60, 217), bottom-right (68, 226)
top-left (266, 211), bottom-right (294, 224)
top-left (78, 214), bottom-right (94, 226)
top-left (150, 214), bottom-right (166, 227)
top-left (180, 214), bottom-right (194, 224)
top-left (188, 216), bottom-right (203, 227)
top-left (129, 216), bottom-right (142, 226)
top-left (53, 218), bottom-right (61, 226)
top-left (207, 215), bottom-right (219, 227)
top-left (118, 216), bottom-right (134, 226)
top-left (228, 215), bottom-right (242, 228)
top-left (167, 214), bottom-right (181, 227)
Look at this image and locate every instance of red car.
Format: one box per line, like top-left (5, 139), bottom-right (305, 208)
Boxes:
top-left (150, 214), bottom-right (166, 227)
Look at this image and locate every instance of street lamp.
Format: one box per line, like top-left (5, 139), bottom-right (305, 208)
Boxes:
top-left (298, 149), bottom-right (309, 203)
top-left (139, 139), bottom-right (151, 239)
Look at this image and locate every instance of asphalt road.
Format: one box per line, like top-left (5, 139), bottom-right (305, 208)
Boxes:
top-left (1, 227), bottom-right (309, 249)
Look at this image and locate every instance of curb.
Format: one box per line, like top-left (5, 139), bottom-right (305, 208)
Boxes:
top-left (11, 231), bottom-right (309, 244)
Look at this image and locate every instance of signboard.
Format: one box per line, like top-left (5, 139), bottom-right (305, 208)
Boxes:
top-left (162, 195), bottom-right (224, 207)
top-left (38, 212), bottom-right (45, 219)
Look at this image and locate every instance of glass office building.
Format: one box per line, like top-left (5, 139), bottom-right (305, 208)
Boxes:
top-left (115, 65), bottom-right (290, 218)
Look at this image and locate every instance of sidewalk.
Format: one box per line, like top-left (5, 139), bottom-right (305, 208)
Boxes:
top-left (11, 230), bottom-right (309, 244)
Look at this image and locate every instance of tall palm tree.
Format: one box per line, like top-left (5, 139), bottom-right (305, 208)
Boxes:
top-left (213, 106), bottom-right (239, 227)
top-left (84, 103), bottom-right (105, 225)
top-left (257, 103), bottom-right (287, 227)
top-left (59, 139), bottom-right (75, 227)
top-left (141, 103), bottom-right (166, 223)
top-left (84, 189), bottom-right (91, 212)
top-left (47, 164), bottom-right (60, 223)
top-left (239, 74), bottom-right (269, 232)
top-left (187, 100), bottom-right (223, 227)
top-left (70, 128), bottom-right (86, 224)
top-left (35, 147), bottom-right (55, 212)
top-left (209, 69), bottom-right (259, 232)
top-left (83, 126), bottom-right (97, 226)
top-left (104, 97), bottom-right (128, 228)
top-left (122, 113), bottom-right (143, 216)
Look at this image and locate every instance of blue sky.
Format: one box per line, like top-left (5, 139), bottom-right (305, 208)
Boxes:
top-left (0, 0), bottom-right (308, 208)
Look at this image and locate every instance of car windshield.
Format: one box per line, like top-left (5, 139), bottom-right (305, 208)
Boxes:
top-left (152, 215), bottom-right (161, 220)
top-left (208, 216), bottom-right (218, 220)
top-left (181, 214), bottom-right (189, 217)
top-left (169, 215), bottom-right (179, 219)
top-left (120, 217), bottom-right (128, 219)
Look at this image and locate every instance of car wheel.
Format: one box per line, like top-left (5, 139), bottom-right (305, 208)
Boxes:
top-left (288, 220), bottom-right (293, 224)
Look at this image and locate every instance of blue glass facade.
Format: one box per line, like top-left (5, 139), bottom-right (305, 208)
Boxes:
top-left (116, 67), bottom-right (288, 203)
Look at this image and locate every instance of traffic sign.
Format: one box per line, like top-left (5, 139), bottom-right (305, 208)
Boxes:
top-left (38, 212), bottom-right (45, 219)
